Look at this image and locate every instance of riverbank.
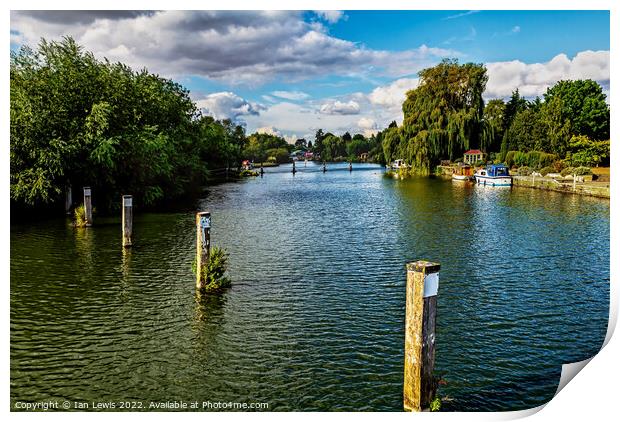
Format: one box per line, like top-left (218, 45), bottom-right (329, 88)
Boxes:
top-left (512, 175), bottom-right (610, 198)
top-left (436, 165), bottom-right (610, 199)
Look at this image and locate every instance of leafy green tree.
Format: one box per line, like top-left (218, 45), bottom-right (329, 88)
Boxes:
top-left (482, 99), bottom-right (505, 153)
top-left (10, 37), bottom-right (246, 211)
top-left (543, 80), bottom-right (609, 141)
top-left (394, 59), bottom-right (488, 173)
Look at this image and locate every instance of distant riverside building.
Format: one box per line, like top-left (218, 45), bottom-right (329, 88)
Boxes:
top-left (463, 149), bottom-right (485, 164)
top-left (359, 152), bottom-right (369, 161)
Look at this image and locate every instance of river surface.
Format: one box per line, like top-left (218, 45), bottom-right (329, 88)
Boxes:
top-left (10, 162), bottom-right (609, 411)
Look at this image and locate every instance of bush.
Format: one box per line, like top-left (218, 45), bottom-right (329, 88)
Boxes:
top-left (552, 160), bottom-right (565, 173)
top-left (573, 166), bottom-right (592, 176)
top-left (430, 397), bottom-right (442, 412)
top-left (504, 151), bottom-right (516, 168)
top-left (517, 166), bottom-right (533, 176)
top-left (193, 246), bottom-right (231, 293)
top-left (539, 166), bottom-right (554, 176)
top-left (73, 204), bottom-right (95, 227)
top-left (560, 167), bottom-right (575, 177)
top-left (239, 169), bottom-right (259, 177)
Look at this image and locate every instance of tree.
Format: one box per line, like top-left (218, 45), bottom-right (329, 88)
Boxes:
top-left (394, 59), bottom-right (488, 173)
top-left (294, 138), bottom-right (307, 149)
top-left (313, 129), bottom-right (325, 155)
top-left (543, 80), bottom-right (609, 141)
top-left (482, 99), bottom-right (505, 153)
top-left (10, 37), bottom-right (247, 211)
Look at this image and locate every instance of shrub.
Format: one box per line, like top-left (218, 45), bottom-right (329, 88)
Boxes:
top-left (239, 169), bottom-right (259, 177)
top-left (193, 246), bottom-right (231, 293)
top-left (504, 151), bottom-right (516, 168)
top-left (430, 397), bottom-right (442, 412)
top-left (560, 167), bottom-right (575, 177)
top-left (539, 166), bottom-right (554, 176)
top-left (573, 166), bottom-right (592, 176)
top-left (552, 160), bottom-right (565, 173)
top-left (73, 204), bottom-right (94, 227)
top-left (517, 166), bottom-right (533, 176)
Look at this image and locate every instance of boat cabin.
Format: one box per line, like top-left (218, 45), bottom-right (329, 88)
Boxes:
top-left (485, 164), bottom-right (510, 177)
top-left (453, 163), bottom-right (473, 176)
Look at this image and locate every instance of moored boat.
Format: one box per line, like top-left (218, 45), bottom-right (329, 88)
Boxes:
top-left (387, 159), bottom-right (407, 170)
top-left (452, 163), bottom-right (473, 181)
top-left (474, 164), bottom-right (512, 186)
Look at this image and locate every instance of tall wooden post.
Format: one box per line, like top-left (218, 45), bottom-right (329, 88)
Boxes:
top-left (122, 195), bottom-right (133, 248)
top-left (195, 211), bottom-right (211, 290)
top-left (292, 160), bottom-right (296, 174)
top-left (83, 187), bottom-right (93, 227)
top-left (573, 173), bottom-right (577, 191)
top-left (404, 260), bottom-right (440, 412)
top-left (65, 185), bottom-right (72, 215)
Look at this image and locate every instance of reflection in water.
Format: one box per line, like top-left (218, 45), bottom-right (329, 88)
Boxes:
top-left (11, 162), bottom-right (609, 411)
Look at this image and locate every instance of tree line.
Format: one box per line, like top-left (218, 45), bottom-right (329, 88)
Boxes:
top-left (381, 59), bottom-right (610, 174)
top-left (11, 37), bottom-right (249, 213)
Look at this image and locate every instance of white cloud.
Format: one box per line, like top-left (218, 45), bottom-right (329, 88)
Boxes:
top-left (319, 100), bottom-right (361, 115)
top-left (442, 10), bottom-right (480, 20)
top-left (367, 78), bottom-right (419, 109)
top-left (485, 50), bottom-right (610, 98)
top-left (196, 92), bottom-right (265, 122)
top-left (512, 26), bottom-right (521, 33)
top-left (10, 10), bottom-right (457, 86)
top-left (314, 11), bottom-right (346, 24)
top-left (271, 90), bottom-right (310, 101)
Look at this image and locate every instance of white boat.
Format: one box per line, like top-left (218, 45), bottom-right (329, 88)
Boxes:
top-left (388, 159), bottom-right (407, 170)
top-left (474, 164), bottom-right (512, 186)
top-left (452, 174), bottom-right (471, 181)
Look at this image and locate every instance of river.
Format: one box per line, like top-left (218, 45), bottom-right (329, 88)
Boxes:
top-left (10, 161), bottom-right (609, 411)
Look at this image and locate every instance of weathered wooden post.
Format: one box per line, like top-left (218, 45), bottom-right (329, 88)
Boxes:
top-left (573, 173), bottom-right (577, 191)
top-left (349, 162), bottom-right (353, 172)
top-left (195, 211), bottom-right (211, 290)
top-left (404, 260), bottom-right (440, 412)
top-left (83, 187), bottom-right (93, 227)
top-left (292, 160), bottom-right (296, 174)
top-left (122, 195), bottom-right (133, 247)
top-left (65, 185), bottom-right (72, 215)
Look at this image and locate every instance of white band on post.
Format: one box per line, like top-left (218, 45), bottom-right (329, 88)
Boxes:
top-left (423, 272), bottom-right (439, 298)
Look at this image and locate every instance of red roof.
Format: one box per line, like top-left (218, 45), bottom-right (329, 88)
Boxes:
top-left (464, 149), bottom-right (483, 155)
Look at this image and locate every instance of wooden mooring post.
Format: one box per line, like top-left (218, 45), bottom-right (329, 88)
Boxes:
top-left (195, 211), bottom-right (211, 290)
top-left (83, 187), bottom-right (93, 227)
top-left (404, 260), bottom-right (440, 412)
top-left (65, 185), bottom-right (72, 215)
top-left (122, 195), bottom-right (133, 247)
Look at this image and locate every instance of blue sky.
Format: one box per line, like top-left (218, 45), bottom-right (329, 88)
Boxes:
top-left (10, 10), bottom-right (610, 141)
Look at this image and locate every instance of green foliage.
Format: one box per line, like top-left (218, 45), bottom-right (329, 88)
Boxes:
top-left (73, 204), bottom-right (88, 227)
top-left (390, 59), bottom-right (488, 173)
top-left (243, 133), bottom-right (290, 163)
top-left (565, 135), bottom-right (610, 167)
top-left (573, 166), bottom-right (592, 176)
top-left (10, 37), bottom-right (246, 211)
top-left (517, 166), bottom-right (533, 176)
top-left (504, 150), bottom-right (556, 169)
top-left (193, 247), bottom-right (231, 293)
top-left (539, 166), bottom-right (554, 176)
top-left (543, 79), bottom-right (610, 141)
top-left (430, 397), bottom-right (442, 412)
top-left (239, 169), bottom-right (259, 177)
top-left (560, 167), bottom-right (575, 177)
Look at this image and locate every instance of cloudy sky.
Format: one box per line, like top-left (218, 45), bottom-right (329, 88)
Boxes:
top-left (10, 10), bottom-right (610, 142)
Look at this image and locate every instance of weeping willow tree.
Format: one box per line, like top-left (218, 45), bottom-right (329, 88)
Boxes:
top-left (392, 59), bottom-right (488, 174)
